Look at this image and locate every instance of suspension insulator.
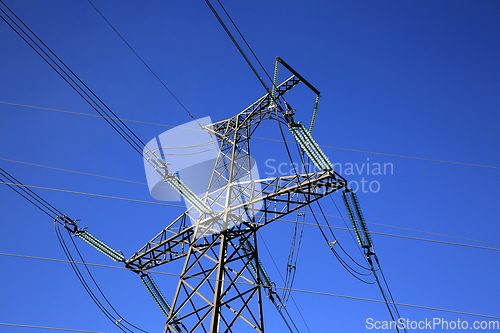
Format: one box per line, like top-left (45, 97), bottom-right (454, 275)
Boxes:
top-left (76, 230), bottom-right (125, 262)
top-left (308, 95), bottom-right (320, 134)
top-left (289, 123), bottom-right (333, 171)
top-left (269, 60), bottom-right (280, 109)
top-left (342, 191), bottom-right (372, 249)
top-left (166, 175), bottom-right (212, 214)
top-left (241, 240), bottom-right (273, 288)
top-left (350, 191), bottom-right (372, 247)
top-left (141, 274), bottom-right (171, 317)
top-left (290, 125), bottom-right (324, 170)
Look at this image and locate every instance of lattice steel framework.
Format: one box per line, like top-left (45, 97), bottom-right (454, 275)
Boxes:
top-left (125, 69), bottom-right (347, 332)
top-left (0, 5), bottom-right (371, 329)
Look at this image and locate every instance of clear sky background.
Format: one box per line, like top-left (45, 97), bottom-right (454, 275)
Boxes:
top-left (1, 1), bottom-right (499, 332)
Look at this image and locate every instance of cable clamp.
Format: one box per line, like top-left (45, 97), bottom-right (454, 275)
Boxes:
top-left (58, 215), bottom-right (80, 234)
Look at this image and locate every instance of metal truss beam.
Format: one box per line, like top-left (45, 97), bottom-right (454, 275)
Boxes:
top-left (126, 170), bottom-right (344, 271)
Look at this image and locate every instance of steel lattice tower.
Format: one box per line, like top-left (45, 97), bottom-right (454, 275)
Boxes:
top-left (125, 63), bottom-right (346, 332)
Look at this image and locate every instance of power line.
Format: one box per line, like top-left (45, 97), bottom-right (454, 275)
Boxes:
top-left (54, 220), bottom-right (145, 332)
top-left (0, 168), bottom-right (144, 331)
top-left (0, 157), bottom-right (151, 187)
top-left (215, 0), bottom-right (275, 87)
top-left (306, 209), bottom-right (500, 248)
top-left (277, 218), bottom-right (500, 253)
top-left (2, 167), bottom-right (498, 253)
top-left (0, 323), bottom-right (104, 333)
top-left (309, 202), bottom-right (375, 285)
top-left (3, 153), bottom-right (499, 248)
top-left (0, 101), bottom-right (179, 127)
top-left (0, 181), bottom-right (186, 209)
top-left (0, 1), bottom-right (146, 156)
top-left (0, 167), bottom-right (63, 219)
top-left (204, 0), bottom-right (270, 93)
top-left (250, 136), bottom-right (500, 170)
top-left (318, 198), bottom-right (406, 332)
top-left (258, 232), bottom-right (313, 333)
top-left (3, 251), bottom-right (500, 321)
top-left (2, 177), bottom-right (498, 252)
top-left (3, 100), bottom-right (499, 170)
top-left (372, 255), bottom-right (406, 332)
top-left (86, 0), bottom-right (199, 125)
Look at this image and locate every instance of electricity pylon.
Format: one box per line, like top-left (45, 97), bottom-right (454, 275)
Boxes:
top-left (125, 59), bottom-right (347, 332)
top-left (0, 4), bottom-right (380, 327)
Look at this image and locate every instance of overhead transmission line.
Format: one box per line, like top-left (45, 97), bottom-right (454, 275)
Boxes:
top-left (0, 181), bottom-right (186, 208)
top-left (0, 168), bottom-right (145, 333)
top-left (2, 0), bottom-right (218, 215)
top-left (3, 251), bottom-right (500, 321)
top-left (258, 233), bottom-right (312, 333)
top-left (54, 218), bottom-right (146, 333)
top-left (281, 205), bottom-right (307, 307)
top-left (204, 0), bottom-right (270, 93)
top-left (0, 167), bottom-right (64, 219)
top-left (2, 155), bottom-right (500, 249)
top-left (3, 100), bottom-right (500, 170)
top-left (0, 322), bottom-right (104, 333)
top-left (0, 0), bottom-right (146, 157)
top-left (86, 0), bottom-right (198, 123)
top-left (215, 0), bottom-right (272, 85)
top-left (312, 198), bottom-right (408, 332)
top-left (3, 178), bottom-right (499, 253)
top-left (309, 203), bottom-right (374, 284)
top-left (2, 1), bottom-right (496, 330)
top-left (296, 132), bottom-right (403, 329)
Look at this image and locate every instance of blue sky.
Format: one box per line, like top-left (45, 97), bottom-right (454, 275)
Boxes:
top-left (1, 1), bottom-right (499, 332)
